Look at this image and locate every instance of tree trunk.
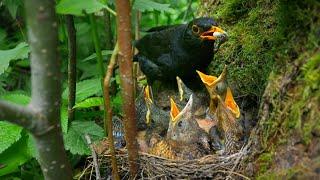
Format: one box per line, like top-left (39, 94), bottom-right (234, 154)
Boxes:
top-left (115, 0), bottom-right (139, 178)
top-left (0, 0), bottom-right (72, 179)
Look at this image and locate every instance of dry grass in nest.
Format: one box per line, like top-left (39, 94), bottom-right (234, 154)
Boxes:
top-left (79, 141), bottom-right (251, 179)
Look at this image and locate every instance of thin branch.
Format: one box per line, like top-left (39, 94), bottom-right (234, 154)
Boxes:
top-left (115, 0), bottom-right (139, 177)
top-left (103, 42), bottom-right (120, 180)
top-left (105, 6), bottom-right (117, 16)
top-left (0, 101), bottom-right (35, 129)
top-left (66, 15), bottom-right (77, 123)
top-left (85, 134), bottom-right (101, 180)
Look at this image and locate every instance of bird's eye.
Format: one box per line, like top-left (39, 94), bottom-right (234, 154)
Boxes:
top-left (192, 25), bottom-right (200, 34)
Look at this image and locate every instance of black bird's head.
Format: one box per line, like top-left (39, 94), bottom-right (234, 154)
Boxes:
top-left (184, 17), bottom-right (228, 48)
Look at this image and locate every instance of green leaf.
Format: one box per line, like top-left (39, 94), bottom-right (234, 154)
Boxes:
top-left (0, 122), bottom-right (22, 154)
top-left (27, 134), bottom-right (37, 158)
top-left (0, 93), bottom-right (31, 154)
top-left (64, 121), bottom-right (104, 155)
top-left (0, 42), bottom-right (29, 75)
top-left (82, 50), bottom-right (113, 62)
top-left (62, 78), bottom-right (101, 102)
top-left (111, 92), bottom-right (123, 115)
top-left (0, 93), bottom-right (31, 105)
top-left (73, 97), bottom-right (104, 109)
top-left (56, 0), bottom-right (107, 16)
top-left (0, 135), bottom-right (32, 176)
top-left (133, 0), bottom-right (173, 12)
top-left (2, 0), bottom-right (22, 19)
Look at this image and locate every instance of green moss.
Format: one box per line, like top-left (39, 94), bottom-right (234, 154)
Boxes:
top-left (207, 0), bottom-right (319, 105)
top-left (257, 152), bottom-right (274, 175)
top-left (257, 167), bottom-right (303, 180)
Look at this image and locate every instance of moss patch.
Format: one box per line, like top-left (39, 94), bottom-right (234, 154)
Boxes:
top-left (203, 0), bottom-right (320, 105)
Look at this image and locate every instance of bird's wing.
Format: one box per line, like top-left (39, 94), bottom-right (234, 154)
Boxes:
top-left (135, 24), bottom-right (186, 61)
top-left (146, 24), bottom-right (181, 32)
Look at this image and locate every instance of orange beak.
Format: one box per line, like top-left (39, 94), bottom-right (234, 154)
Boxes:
top-left (200, 26), bottom-right (228, 41)
top-left (170, 98), bottom-right (180, 122)
top-left (225, 87), bottom-right (240, 118)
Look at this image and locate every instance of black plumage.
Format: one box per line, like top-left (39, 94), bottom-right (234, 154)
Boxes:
top-left (134, 17), bottom-right (227, 88)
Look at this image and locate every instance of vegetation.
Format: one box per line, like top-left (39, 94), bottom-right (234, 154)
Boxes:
top-left (0, 0), bottom-right (198, 179)
top-left (0, 0), bottom-right (319, 179)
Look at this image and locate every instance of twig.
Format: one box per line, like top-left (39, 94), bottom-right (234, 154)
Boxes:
top-left (65, 15), bottom-right (77, 124)
top-left (115, 0), bottom-right (139, 178)
top-left (85, 134), bottom-right (101, 180)
top-left (103, 42), bottom-right (120, 180)
top-left (105, 5), bottom-right (117, 16)
top-left (0, 101), bottom-right (35, 130)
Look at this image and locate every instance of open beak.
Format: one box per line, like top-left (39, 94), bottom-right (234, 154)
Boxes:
top-left (200, 26), bottom-right (228, 41)
top-left (170, 98), bottom-right (180, 123)
top-left (196, 70), bottom-right (218, 87)
top-left (196, 65), bottom-right (227, 88)
top-left (225, 87), bottom-right (240, 118)
top-left (170, 94), bottom-right (194, 126)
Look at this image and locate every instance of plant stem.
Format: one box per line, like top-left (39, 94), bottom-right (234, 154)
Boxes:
top-left (104, 10), bottom-right (113, 50)
top-left (115, 0), bottom-right (139, 178)
top-left (66, 15), bottom-right (77, 124)
top-left (89, 14), bottom-right (105, 81)
top-left (103, 42), bottom-right (120, 180)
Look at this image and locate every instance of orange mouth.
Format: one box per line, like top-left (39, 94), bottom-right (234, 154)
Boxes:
top-left (200, 26), bottom-right (227, 41)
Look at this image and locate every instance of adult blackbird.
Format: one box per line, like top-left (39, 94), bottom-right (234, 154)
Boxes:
top-left (134, 17), bottom-right (227, 87)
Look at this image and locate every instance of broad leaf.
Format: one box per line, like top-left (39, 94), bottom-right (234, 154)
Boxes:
top-left (82, 50), bottom-right (113, 62)
top-left (0, 42), bottom-right (29, 75)
top-left (62, 78), bottom-right (101, 102)
top-left (73, 97), bottom-right (104, 109)
top-left (0, 135), bottom-right (32, 176)
top-left (133, 0), bottom-right (173, 12)
top-left (56, 0), bottom-right (107, 16)
top-left (64, 121), bottom-right (104, 155)
top-left (0, 122), bottom-right (22, 154)
top-left (0, 93), bottom-right (31, 153)
top-left (2, 0), bottom-right (22, 19)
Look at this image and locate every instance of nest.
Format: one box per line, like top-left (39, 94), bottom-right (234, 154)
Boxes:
top-left (79, 141), bottom-right (251, 179)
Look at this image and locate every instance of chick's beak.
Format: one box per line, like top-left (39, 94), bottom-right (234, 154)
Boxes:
top-left (170, 98), bottom-right (180, 122)
top-left (200, 26), bottom-right (228, 41)
top-left (225, 87), bottom-right (240, 118)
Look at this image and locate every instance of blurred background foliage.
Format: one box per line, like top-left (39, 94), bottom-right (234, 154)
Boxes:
top-left (0, 0), bottom-right (199, 178)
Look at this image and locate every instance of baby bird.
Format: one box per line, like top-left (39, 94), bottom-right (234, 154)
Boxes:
top-left (135, 86), bottom-right (170, 152)
top-left (176, 76), bottom-right (223, 151)
top-left (135, 85), bottom-right (169, 135)
top-left (197, 66), bottom-right (243, 154)
top-left (149, 95), bottom-right (210, 160)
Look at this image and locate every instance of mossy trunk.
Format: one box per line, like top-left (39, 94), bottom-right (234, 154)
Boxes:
top-left (199, 0), bottom-right (320, 178)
